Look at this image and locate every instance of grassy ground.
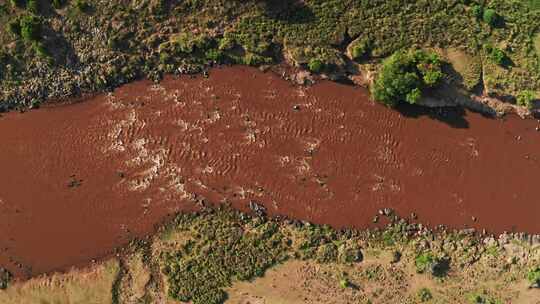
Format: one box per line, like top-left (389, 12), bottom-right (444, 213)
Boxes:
top-left (0, 207), bottom-right (538, 304)
top-left (0, 0), bottom-right (538, 110)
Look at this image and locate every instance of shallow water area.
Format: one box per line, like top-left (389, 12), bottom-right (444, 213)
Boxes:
top-left (1, 66), bottom-right (539, 279)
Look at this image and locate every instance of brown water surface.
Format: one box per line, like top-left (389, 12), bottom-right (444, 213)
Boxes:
top-left (1, 66), bottom-right (539, 278)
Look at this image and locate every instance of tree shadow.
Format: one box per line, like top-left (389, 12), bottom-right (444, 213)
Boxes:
top-left (261, 0), bottom-right (315, 24)
top-left (395, 103), bottom-right (471, 129)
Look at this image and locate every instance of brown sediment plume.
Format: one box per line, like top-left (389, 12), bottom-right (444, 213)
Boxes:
top-left (0, 66), bottom-right (539, 279)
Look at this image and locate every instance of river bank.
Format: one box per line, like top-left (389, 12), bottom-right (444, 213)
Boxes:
top-left (0, 66), bottom-right (540, 280)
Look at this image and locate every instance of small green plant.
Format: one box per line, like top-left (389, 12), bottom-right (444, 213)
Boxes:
top-left (415, 252), bottom-right (435, 273)
top-left (20, 15), bottom-right (41, 42)
top-left (528, 266), bottom-right (540, 286)
top-left (339, 278), bottom-right (350, 289)
top-left (516, 90), bottom-right (535, 109)
top-left (482, 9), bottom-right (500, 27)
top-left (418, 287), bottom-right (433, 302)
top-left (308, 58), bottom-right (324, 73)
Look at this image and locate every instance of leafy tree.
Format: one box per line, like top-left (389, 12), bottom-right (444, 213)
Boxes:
top-left (372, 49), bottom-right (444, 107)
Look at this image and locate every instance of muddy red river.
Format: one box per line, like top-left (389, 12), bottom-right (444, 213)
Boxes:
top-left (1, 66), bottom-right (539, 278)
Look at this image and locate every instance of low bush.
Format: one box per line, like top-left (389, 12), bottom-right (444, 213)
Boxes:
top-left (372, 49), bottom-right (444, 107)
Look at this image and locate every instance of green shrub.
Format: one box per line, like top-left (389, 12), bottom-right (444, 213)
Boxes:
top-left (528, 266), bottom-right (540, 286)
top-left (516, 90), bottom-right (535, 109)
top-left (20, 15), bottom-right (41, 42)
top-left (308, 58), bottom-right (324, 73)
top-left (482, 9), bottom-right (500, 27)
top-left (372, 49), bottom-right (443, 107)
top-left (418, 288), bottom-right (433, 302)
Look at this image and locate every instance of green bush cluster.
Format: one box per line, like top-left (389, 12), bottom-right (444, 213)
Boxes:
top-left (482, 9), bottom-right (500, 27)
top-left (372, 49), bottom-right (444, 107)
top-left (160, 210), bottom-right (290, 304)
top-left (485, 45), bottom-right (508, 66)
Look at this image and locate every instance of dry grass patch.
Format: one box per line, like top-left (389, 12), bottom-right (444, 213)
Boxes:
top-left (0, 260), bottom-right (119, 304)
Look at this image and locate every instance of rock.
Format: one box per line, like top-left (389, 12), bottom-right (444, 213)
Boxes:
top-left (0, 268), bottom-right (11, 290)
top-left (372, 215), bottom-right (379, 223)
top-left (291, 71), bottom-right (314, 85)
top-left (391, 250), bottom-right (402, 264)
top-left (248, 200), bottom-right (267, 217)
top-left (383, 208), bottom-right (394, 216)
top-left (411, 212), bottom-right (418, 220)
top-left (293, 105), bottom-right (301, 111)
